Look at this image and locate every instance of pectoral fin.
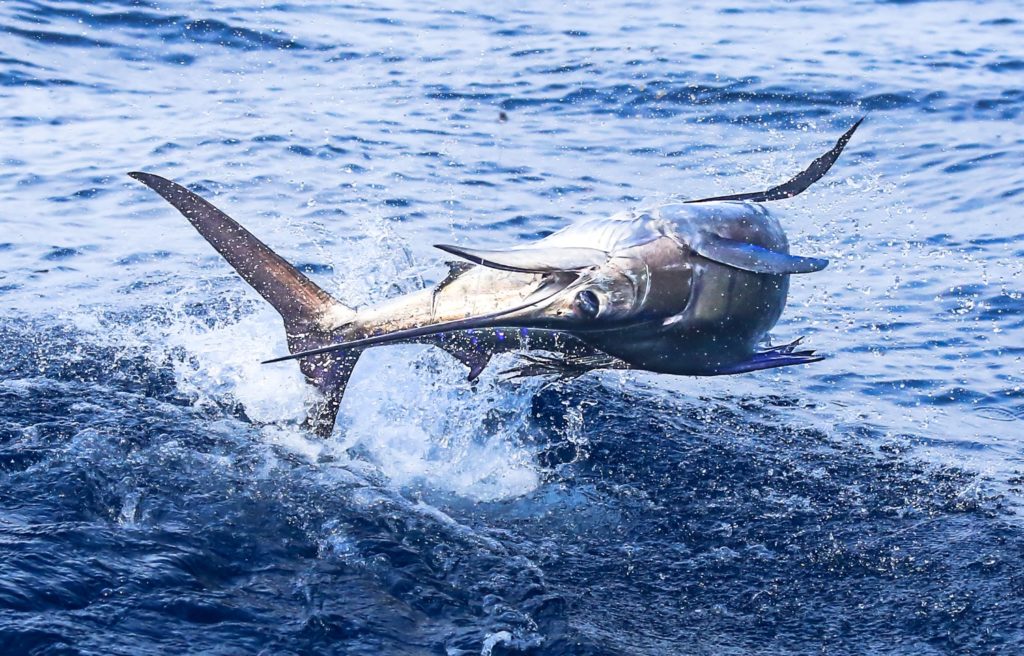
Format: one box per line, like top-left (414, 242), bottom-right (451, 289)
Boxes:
top-left (695, 234), bottom-right (828, 274)
top-left (434, 243), bottom-right (607, 273)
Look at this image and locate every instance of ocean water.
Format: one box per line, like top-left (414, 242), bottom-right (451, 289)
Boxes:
top-left (2, 0), bottom-right (1024, 653)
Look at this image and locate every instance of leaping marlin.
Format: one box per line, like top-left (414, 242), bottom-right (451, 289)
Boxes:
top-left (129, 118), bottom-right (862, 437)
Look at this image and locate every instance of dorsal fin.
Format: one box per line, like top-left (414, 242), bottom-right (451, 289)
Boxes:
top-left (686, 117), bottom-right (863, 204)
top-left (434, 243), bottom-right (607, 273)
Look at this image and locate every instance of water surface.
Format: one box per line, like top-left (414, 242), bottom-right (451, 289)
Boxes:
top-left (2, 1), bottom-right (1024, 653)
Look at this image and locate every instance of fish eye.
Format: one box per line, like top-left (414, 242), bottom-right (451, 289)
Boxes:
top-left (574, 290), bottom-right (600, 319)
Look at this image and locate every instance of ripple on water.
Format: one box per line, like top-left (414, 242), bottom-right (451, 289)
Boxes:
top-left (2, 0), bottom-right (1024, 652)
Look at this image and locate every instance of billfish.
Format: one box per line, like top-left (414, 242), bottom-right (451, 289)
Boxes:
top-left (129, 118), bottom-right (861, 436)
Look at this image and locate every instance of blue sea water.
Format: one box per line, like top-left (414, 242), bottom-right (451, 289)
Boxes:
top-left (2, 0), bottom-right (1024, 653)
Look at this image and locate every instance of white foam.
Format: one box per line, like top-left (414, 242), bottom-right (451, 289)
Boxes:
top-left (65, 208), bottom-right (546, 502)
top-left (161, 305), bottom-right (311, 425)
top-left (94, 297), bottom-right (541, 502)
top-left (337, 346), bottom-right (542, 501)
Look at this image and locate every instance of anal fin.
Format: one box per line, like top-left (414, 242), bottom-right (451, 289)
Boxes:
top-left (436, 260), bottom-right (475, 292)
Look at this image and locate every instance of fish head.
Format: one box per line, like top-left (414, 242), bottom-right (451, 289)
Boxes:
top-left (499, 236), bottom-right (694, 331)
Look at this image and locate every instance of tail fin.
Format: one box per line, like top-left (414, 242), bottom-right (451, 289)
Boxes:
top-left (128, 172), bottom-right (357, 437)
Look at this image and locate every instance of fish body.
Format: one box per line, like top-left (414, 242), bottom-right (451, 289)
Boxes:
top-left (128, 119), bottom-right (862, 435)
top-left (341, 201), bottom-right (790, 376)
